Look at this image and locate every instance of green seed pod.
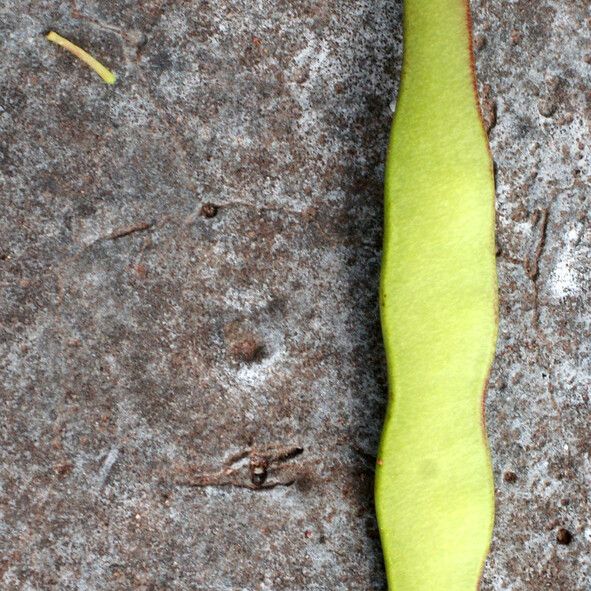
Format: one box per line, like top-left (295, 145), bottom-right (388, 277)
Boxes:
top-left (376, 1), bottom-right (497, 589)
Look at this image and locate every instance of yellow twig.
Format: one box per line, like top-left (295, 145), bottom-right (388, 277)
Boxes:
top-left (46, 31), bottom-right (116, 85)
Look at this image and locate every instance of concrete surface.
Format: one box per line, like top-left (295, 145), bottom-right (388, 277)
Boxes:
top-left (0, 1), bottom-right (589, 589)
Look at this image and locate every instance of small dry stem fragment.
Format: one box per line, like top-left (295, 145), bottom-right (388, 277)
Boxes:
top-left (46, 31), bottom-right (116, 85)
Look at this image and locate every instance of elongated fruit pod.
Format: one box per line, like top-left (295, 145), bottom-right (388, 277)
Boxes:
top-left (375, 1), bottom-right (497, 589)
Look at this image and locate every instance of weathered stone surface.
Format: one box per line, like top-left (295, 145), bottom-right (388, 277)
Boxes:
top-left (0, 1), bottom-right (589, 589)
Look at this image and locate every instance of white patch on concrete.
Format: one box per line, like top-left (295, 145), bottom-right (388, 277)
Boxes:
top-left (224, 285), bottom-right (272, 313)
top-left (96, 447), bottom-right (120, 488)
top-left (550, 226), bottom-right (581, 298)
top-left (235, 346), bottom-right (285, 389)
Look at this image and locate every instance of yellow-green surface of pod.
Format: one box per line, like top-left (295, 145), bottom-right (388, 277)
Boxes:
top-left (376, 0), bottom-right (498, 589)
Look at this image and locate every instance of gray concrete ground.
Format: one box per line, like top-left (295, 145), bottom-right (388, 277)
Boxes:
top-left (0, 1), bottom-right (589, 589)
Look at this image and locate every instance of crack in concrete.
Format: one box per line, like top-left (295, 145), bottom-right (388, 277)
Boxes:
top-left (526, 206), bottom-right (551, 328)
top-left (68, 0), bottom-right (174, 66)
top-left (526, 207), bottom-right (550, 282)
top-left (135, 0), bottom-right (175, 63)
top-left (174, 445), bottom-right (304, 491)
top-left (108, 220), bottom-right (153, 240)
top-left (69, 0), bottom-right (127, 39)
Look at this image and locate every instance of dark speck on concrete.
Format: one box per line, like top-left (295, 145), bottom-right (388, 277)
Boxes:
top-left (556, 528), bottom-right (573, 545)
top-left (230, 336), bottom-right (263, 363)
top-left (200, 202), bottom-right (218, 218)
top-left (503, 470), bottom-right (518, 483)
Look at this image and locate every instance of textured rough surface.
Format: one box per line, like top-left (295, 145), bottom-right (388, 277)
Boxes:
top-left (0, 1), bottom-right (589, 590)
